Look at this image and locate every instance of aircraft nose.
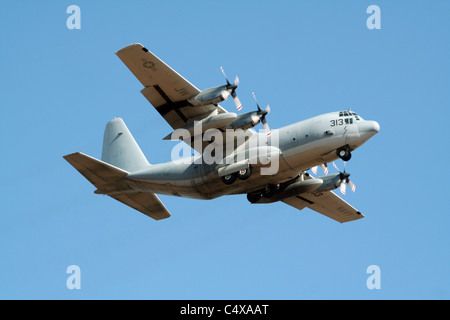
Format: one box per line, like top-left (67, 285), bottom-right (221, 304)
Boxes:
top-left (370, 121), bottom-right (380, 133)
top-left (358, 120), bottom-right (380, 141)
top-left (360, 120), bottom-right (380, 133)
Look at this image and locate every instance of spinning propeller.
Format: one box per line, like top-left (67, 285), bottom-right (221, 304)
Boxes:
top-left (252, 92), bottom-right (271, 136)
top-left (332, 162), bottom-right (356, 195)
top-left (220, 67), bottom-right (242, 111)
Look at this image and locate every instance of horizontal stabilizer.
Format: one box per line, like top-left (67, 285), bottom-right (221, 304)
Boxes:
top-left (108, 192), bottom-right (171, 221)
top-left (63, 152), bottom-right (171, 220)
top-left (64, 152), bottom-right (129, 192)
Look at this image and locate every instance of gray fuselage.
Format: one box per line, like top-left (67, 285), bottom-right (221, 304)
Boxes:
top-left (126, 110), bottom-right (380, 199)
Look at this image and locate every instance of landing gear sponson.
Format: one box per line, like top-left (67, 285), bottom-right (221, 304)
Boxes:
top-left (221, 167), bottom-right (252, 185)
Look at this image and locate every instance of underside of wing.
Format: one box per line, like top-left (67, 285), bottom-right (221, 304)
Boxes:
top-left (116, 43), bottom-right (226, 132)
top-left (282, 191), bottom-right (364, 223)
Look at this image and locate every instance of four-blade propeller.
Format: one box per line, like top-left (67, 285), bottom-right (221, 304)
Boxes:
top-left (332, 162), bottom-right (356, 195)
top-left (220, 67), bottom-right (242, 111)
top-left (220, 68), bottom-right (273, 136)
top-left (252, 92), bottom-right (271, 136)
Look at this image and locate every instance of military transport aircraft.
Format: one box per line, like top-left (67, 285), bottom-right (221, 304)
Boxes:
top-left (64, 43), bottom-right (380, 223)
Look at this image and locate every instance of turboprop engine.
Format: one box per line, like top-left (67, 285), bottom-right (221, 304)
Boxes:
top-left (253, 175), bottom-right (324, 204)
top-left (224, 92), bottom-right (271, 135)
top-left (187, 85), bottom-right (231, 106)
top-left (188, 67), bottom-right (242, 109)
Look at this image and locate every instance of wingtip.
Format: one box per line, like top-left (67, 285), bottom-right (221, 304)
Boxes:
top-left (63, 152), bottom-right (81, 160)
top-left (116, 43), bottom-right (145, 54)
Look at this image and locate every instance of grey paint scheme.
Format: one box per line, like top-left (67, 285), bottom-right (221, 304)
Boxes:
top-left (64, 111), bottom-right (379, 221)
top-left (64, 44), bottom-right (380, 223)
top-left (120, 112), bottom-right (379, 200)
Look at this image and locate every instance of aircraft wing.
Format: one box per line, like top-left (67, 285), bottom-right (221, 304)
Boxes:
top-left (282, 191), bottom-right (364, 223)
top-left (116, 43), bottom-right (227, 133)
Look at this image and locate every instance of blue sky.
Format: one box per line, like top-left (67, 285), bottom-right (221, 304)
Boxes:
top-left (1, 1), bottom-right (449, 299)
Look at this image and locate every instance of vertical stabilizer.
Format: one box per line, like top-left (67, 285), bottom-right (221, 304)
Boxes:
top-left (101, 118), bottom-right (150, 172)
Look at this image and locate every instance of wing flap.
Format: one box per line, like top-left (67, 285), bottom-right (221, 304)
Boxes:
top-left (283, 191), bottom-right (364, 223)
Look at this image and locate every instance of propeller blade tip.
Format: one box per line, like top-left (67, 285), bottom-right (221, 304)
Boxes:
top-left (333, 162), bottom-right (339, 171)
top-left (233, 95), bottom-right (242, 111)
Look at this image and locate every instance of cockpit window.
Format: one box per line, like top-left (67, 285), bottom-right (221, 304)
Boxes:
top-left (339, 110), bottom-right (362, 120)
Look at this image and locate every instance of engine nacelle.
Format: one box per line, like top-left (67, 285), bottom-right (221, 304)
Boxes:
top-left (255, 177), bottom-right (324, 203)
top-left (223, 111), bottom-right (261, 130)
top-left (313, 173), bottom-right (342, 192)
top-left (188, 85), bottom-right (230, 107)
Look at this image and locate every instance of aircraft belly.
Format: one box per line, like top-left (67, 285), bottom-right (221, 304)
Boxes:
top-left (126, 159), bottom-right (293, 199)
top-left (193, 164), bottom-right (300, 197)
top-left (126, 161), bottom-right (208, 199)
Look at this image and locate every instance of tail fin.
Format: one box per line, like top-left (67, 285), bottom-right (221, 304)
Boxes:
top-left (101, 118), bottom-right (150, 172)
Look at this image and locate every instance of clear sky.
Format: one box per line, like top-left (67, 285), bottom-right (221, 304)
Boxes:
top-left (1, 0), bottom-right (449, 299)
